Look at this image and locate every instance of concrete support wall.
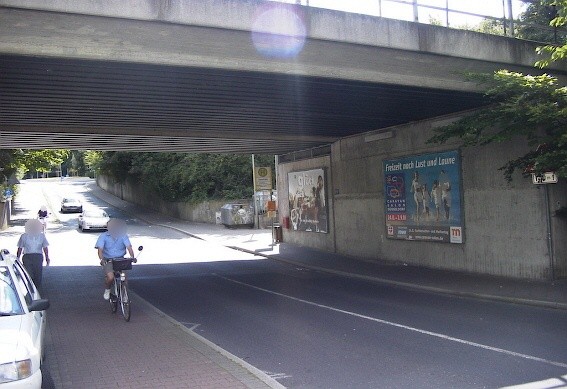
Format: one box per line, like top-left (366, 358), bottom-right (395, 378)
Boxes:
top-left (277, 156), bottom-right (335, 252)
top-left (97, 175), bottom-right (224, 224)
top-left (549, 182), bottom-right (567, 278)
top-left (277, 114), bottom-right (566, 279)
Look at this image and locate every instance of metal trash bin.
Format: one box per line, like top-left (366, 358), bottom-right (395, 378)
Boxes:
top-left (273, 225), bottom-right (283, 243)
top-left (220, 202), bottom-right (254, 228)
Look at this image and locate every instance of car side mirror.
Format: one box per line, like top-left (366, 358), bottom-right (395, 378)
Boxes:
top-left (138, 246), bottom-right (143, 251)
top-left (28, 299), bottom-right (50, 312)
top-left (1, 249), bottom-right (9, 255)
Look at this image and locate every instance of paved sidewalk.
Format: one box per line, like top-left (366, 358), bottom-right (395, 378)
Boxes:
top-left (6, 181), bottom-right (282, 389)
top-left (40, 266), bottom-right (278, 389)
top-left (90, 182), bottom-right (567, 311)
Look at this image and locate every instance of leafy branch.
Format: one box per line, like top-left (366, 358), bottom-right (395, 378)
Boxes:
top-left (428, 70), bottom-right (567, 181)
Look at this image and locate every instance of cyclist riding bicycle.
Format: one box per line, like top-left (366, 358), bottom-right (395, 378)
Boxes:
top-left (37, 205), bottom-right (48, 232)
top-left (95, 219), bottom-right (135, 301)
top-left (37, 206), bottom-right (48, 218)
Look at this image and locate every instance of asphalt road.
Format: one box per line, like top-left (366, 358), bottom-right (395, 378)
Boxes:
top-left (9, 178), bottom-right (567, 389)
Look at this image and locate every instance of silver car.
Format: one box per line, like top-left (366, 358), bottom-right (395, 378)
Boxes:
top-left (78, 209), bottom-right (110, 232)
top-left (60, 198), bottom-right (82, 213)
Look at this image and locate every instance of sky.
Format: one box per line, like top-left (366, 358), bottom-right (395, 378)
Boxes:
top-left (271, 0), bottom-right (528, 27)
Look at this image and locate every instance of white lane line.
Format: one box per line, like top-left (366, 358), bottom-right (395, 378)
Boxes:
top-left (500, 375), bottom-right (567, 389)
top-left (216, 275), bottom-right (567, 369)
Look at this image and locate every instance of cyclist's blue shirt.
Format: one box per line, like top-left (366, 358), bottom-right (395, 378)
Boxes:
top-left (95, 232), bottom-right (131, 259)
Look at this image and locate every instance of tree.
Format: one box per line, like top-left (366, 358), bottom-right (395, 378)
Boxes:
top-left (97, 151), bottom-right (134, 183)
top-left (535, 0), bottom-right (567, 66)
top-left (473, 19), bottom-right (506, 35)
top-left (428, 2), bottom-right (567, 181)
top-left (96, 151), bottom-right (275, 203)
top-left (428, 70), bottom-right (567, 180)
top-left (84, 150), bottom-right (104, 173)
top-left (517, 0), bottom-right (564, 43)
top-left (0, 149), bottom-right (69, 179)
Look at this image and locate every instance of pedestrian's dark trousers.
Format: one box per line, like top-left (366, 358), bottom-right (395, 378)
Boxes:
top-left (22, 253), bottom-right (44, 287)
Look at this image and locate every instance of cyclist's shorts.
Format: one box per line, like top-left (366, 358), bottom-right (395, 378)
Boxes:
top-left (102, 260), bottom-right (114, 274)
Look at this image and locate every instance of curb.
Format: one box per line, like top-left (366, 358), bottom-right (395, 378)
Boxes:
top-left (90, 184), bottom-right (567, 311)
top-left (229, 246), bottom-right (567, 311)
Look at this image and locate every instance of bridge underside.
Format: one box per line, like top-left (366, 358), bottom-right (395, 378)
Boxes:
top-left (0, 54), bottom-right (487, 154)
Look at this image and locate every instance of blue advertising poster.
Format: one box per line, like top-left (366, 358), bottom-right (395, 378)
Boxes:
top-left (383, 150), bottom-right (463, 243)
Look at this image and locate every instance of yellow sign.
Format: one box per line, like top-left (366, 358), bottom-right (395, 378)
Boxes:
top-left (254, 167), bottom-right (272, 190)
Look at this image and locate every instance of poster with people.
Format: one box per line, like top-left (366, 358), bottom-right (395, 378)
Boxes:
top-left (383, 150), bottom-right (463, 243)
top-left (288, 168), bottom-right (328, 233)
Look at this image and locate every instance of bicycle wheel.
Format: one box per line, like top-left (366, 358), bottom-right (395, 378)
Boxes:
top-left (120, 281), bottom-right (131, 322)
top-left (109, 280), bottom-right (118, 314)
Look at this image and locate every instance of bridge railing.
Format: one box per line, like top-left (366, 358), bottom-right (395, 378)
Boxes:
top-left (275, 0), bottom-right (566, 44)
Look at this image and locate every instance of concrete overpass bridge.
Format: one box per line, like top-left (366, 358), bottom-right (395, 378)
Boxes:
top-left (1, 0), bottom-right (565, 154)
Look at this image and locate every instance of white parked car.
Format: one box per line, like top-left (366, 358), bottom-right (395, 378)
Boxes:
top-left (0, 249), bottom-right (49, 388)
top-left (78, 209), bottom-right (110, 232)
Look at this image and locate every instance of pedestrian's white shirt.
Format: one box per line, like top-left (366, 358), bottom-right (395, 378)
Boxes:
top-left (17, 233), bottom-right (49, 254)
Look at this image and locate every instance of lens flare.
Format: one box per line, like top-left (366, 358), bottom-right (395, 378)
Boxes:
top-left (251, 4), bottom-right (307, 59)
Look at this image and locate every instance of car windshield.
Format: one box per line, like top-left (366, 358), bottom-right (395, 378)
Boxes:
top-left (0, 267), bottom-right (23, 315)
top-left (84, 210), bottom-right (107, 218)
top-left (63, 198), bottom-right (79, 204)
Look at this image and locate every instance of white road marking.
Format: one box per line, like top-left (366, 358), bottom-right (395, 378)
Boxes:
top-left (500, 374), bottom-right (567, 389)
top-left (266, 372), bottom-right (293, 380)
top-left (217, 275), bottom-right (567, 369)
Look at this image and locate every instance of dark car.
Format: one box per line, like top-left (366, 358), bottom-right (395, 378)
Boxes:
top-left (60, 197), bottom-right (83, 213)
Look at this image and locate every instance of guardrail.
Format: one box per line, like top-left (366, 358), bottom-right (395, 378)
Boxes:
top-left (283, 0), bottom-right (566, 44)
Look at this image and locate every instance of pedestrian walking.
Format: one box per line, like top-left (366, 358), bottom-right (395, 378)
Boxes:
top-left (16, 219), bottom-right (50, 287)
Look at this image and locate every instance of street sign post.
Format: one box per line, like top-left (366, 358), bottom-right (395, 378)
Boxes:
top-left (254, 167), bottom-right (273, 190)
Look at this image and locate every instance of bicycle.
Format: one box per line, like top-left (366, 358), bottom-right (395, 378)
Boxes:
top-left (107, 258), bottom-right (133, 321)
top-left (107, 246), bottom-right (143, 322)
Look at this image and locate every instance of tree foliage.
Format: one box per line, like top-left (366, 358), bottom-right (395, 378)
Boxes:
top-left (97, 152), bottom-right (275, 203)
top-left (535, 0), bottom-right (567, 66)
top-left (517, 0), bottom-right (565, 43)
top-left (429, 2), bottom-right (567, 181)
top-left (84, 151), bottom-right (104, 172)
top-left (428, 70), bottom-right (567, 180)
top-left (452, 1), bottom-right (560, 40)
top-left (0, 149), bottom-right (69, 179)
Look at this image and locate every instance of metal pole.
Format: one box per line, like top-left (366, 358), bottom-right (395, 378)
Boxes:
top-left (274, 155), bottom-right (279, 194)
top-left (445, 0), bottom-right (449, 27)
top-left (507, 0), bottom-right (514, 36)
top-left (251, 154), bottom-right (258, 229)
top-left (378, 0), bottom-right (382, 17)
top-left (544, 185), bottom-right (555, 280)
top-left (412, 0), bottom-right (419, 22)
top-left (502, 0), bottom-right (507, 36)
top-left (274, 154), bottom-right (279, 239)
